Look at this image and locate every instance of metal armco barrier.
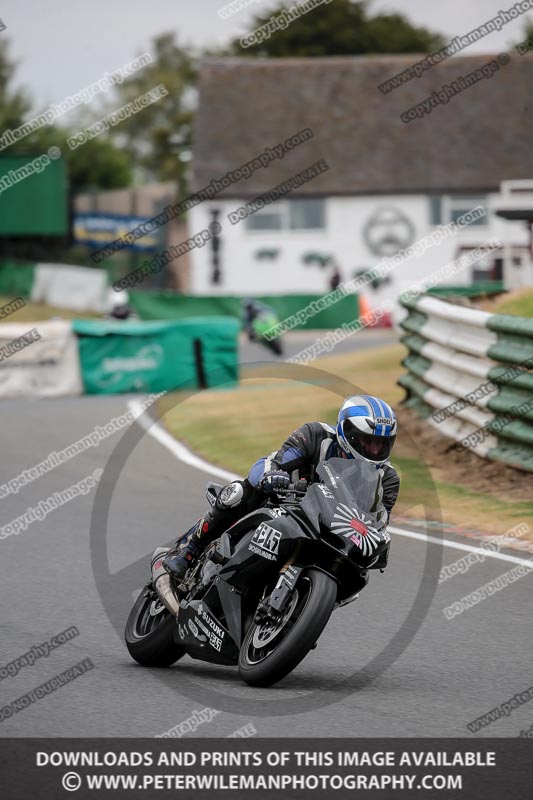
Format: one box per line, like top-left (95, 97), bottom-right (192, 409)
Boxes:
top-left (399, 295), bottom-right (533, 473)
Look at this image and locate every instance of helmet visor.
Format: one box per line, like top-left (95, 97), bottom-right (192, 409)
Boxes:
top-left (344, 420), bottom-right (395, 462)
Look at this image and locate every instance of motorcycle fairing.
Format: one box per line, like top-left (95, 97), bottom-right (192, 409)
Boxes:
top-left (218, 511), bottom-right (311, 590)
top-left (175, 592), bottom-right (240, 666)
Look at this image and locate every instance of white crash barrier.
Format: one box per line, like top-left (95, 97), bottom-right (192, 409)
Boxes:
top-left (31, 263), bottom-right (109, 313)
top-left (0, 320), bottom-right (83, 398)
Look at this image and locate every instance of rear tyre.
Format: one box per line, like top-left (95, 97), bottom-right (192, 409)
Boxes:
top-left (238, 568), bottom-right (337, 687)
top-left (125, 586), bottom-right (185, 667)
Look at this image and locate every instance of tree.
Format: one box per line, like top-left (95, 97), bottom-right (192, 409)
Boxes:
top-left (104, 32), bottom-right (197, 189)
top-left (9, 123), bottom-right (131, 192)
top-left (0, 39), bottom-right (30, 134)
top-left (230, 0), bottom-right (445, 57)
top-left (513, 16), bottom-right (533, 48)
top-left (0, 37), bottom-right (132, 191)
top-left (62, 137), bottom-right (132, 192)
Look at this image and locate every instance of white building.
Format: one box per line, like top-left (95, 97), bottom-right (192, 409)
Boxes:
top-left (492, 179), bottom-right (533, 288)
top-left (189, 55), bottom-right (533, 300)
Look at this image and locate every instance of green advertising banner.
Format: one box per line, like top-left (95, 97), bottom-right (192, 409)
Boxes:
top-left (0, 262), bottom-right (36, 298)
top-left (72, 317), bottom-right (239, 395)
top-left (129, 292), bottom-right (360, 330)
top-left (0, 155), bottom-right (68, 236)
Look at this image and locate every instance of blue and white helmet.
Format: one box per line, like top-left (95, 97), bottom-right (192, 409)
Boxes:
top-left (337, 395), bottom-right (397, 467)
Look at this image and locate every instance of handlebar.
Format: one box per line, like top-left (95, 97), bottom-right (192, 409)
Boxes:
top-left (274, 479), bottom-right (309, 498)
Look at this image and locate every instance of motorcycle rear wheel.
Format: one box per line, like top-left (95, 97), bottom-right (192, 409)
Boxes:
top-left (125, 585), bottom-right (185, 667)
top-left (238, 568), bottom-right (336, 687)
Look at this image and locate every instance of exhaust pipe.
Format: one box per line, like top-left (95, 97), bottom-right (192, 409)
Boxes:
top-left (151, 547), bottom-right (180, 617)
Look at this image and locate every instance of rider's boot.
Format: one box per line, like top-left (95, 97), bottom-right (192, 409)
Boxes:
top-left (162, 514), bottom-right (212, 580)
top-left (162, 480), bottom-right (258, 580)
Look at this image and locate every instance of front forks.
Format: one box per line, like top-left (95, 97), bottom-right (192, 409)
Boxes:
top-left (254, 564), bottom-right (303, 624)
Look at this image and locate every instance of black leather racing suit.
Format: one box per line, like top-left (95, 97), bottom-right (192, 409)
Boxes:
top-left (189, 422), bottom-right (400, 565)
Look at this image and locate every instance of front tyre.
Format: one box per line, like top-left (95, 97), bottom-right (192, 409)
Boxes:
top-left (266, 337), bottom-right (283, 356)
top-left (125, 585), bottom-right (185, 667)
top-left (238, 568), bottom-right (337, 687)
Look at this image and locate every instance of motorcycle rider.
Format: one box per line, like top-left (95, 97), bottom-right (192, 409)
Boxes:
top-left (242, 297), bottom-right (275, 341)
top-left (162, 394), bottom-right (400, 580)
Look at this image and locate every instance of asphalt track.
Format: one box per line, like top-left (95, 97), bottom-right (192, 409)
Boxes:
top-left (239, 328), bottom-right (399, 362)
top-left (0, 334), bottom-right (531, 739)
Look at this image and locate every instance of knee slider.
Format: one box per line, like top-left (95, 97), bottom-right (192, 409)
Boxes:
top-left (216, 482), bottom-right (245, 509)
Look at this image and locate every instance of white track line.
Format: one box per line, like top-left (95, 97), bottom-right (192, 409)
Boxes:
top-left (388, 526), bottom-right (533, 569)
top-left (128, 399), bottom-right (239, 484)
top-left (129, 400), bottom-right (533, 570)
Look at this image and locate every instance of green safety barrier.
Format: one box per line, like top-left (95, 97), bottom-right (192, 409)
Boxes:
top-left (427, 281), bottom-right (504, 298)
top-left (488, 441), bottom-right (533, 472)
top-left (399, 294), bottom-right (533, 473)
top-left (486, 315), bottom-right (533, 366)
top-left (129, 291), bottom-right (360, 330)
top-left (73, 316), bottom-right (239, 395)
top-left (486, 313), bottom-right (533, 338)
top-left (488, 362), bottom-right (533, 393)
top-left (0, 262), bottom-right (36, 298)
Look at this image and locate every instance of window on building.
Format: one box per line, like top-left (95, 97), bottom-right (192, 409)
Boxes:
top-left (246, 199), bottom-right (325, 231)
top-left (429, 196), bottom-right (442, 226)
top-left (246, 210), bottom-right (283, 230)
top-left (449, 196), bottom-right (487, 225)
top-left (428, 195), bottom-right (487, 226)
top-left (289, 199), bottom-right (325, 229)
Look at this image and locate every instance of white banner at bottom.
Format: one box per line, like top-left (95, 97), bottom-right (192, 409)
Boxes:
top-left (0, 320), bottom-right (82, 398)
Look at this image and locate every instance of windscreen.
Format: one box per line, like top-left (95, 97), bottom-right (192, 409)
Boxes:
top-left (300, 457), bottom-right (388, 536)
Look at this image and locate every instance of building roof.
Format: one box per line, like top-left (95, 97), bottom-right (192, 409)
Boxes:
top-left (192, 55), bottom-right (533, 197)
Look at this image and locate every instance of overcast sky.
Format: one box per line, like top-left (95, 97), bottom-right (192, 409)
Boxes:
top-left (2, 0), bottom-right (531, 109)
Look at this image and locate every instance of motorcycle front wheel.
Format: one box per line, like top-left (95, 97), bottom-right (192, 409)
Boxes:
top-left (265, 337), bottom-right (283, 356)
top-left (238, 568), bottom-right (337, 687)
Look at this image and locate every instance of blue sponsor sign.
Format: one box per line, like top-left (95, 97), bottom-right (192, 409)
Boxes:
top-left (74, 213), bottom-right (159, 252)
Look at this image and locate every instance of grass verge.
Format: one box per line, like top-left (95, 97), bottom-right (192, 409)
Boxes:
top-left (480, 288), bottom-right (533, 318)
top-left (0, 296), bottom-right (97, 323)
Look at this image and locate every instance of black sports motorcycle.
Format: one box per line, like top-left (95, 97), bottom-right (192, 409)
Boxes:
top-left (125, 458), bottom-right (391, 687)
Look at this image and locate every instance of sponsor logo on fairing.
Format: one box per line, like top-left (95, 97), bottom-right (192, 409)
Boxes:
top-left (249, 544), bottom-right (276, 560)
top-left (322, 464), bottom-right (338, 487)
top-left (331, 503), bottom-right (388, 556)
top-left (197, 603), bottom-right (225, 640)
top-left (188, 619), bottom-right (207, 642)
top-left (195, 617), bottom-right (223, 651)
top-left (249, 522), bottom-right (282, 560)
top-left (317, 483), bottom-right (334, 499)
top-left (268, 507), bottom-right (286, 517)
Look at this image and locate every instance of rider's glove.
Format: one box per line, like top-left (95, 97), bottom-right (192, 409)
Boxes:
top-left (260, 469), bottom-right (290, 493)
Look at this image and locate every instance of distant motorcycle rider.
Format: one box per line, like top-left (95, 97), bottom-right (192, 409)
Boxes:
top-left (242, 298), bottom-right (275, 341)
top-left (162, 395), bottom-right (400, 580)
